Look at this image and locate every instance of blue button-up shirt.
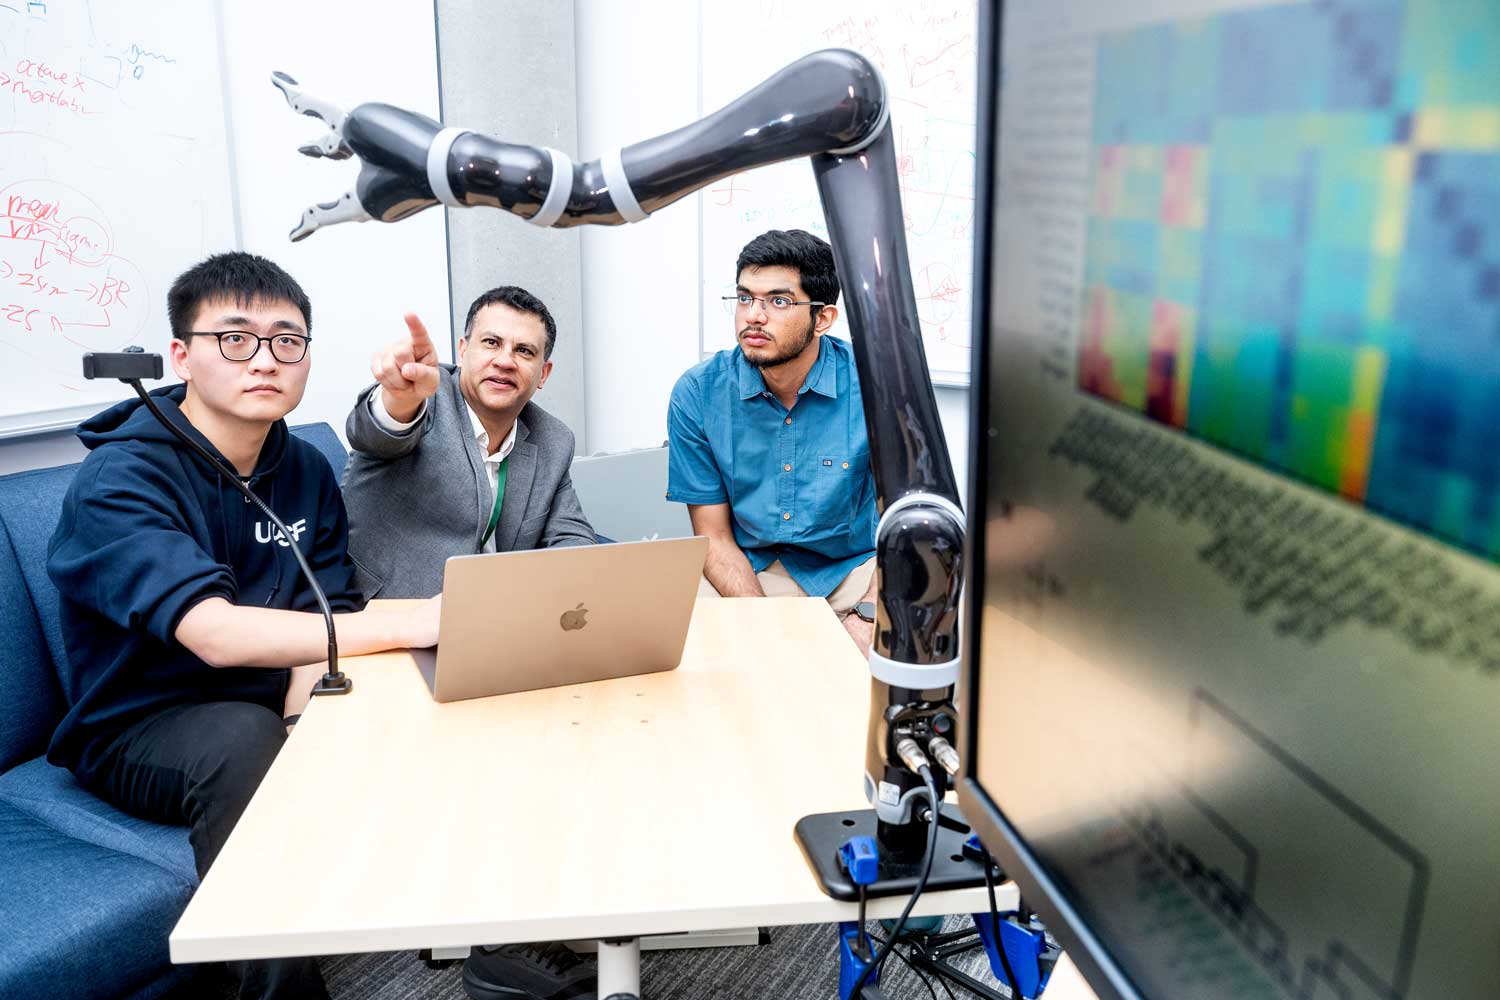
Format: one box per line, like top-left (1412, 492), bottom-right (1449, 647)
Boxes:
top-left (666, 336), bottom-right (876, 597)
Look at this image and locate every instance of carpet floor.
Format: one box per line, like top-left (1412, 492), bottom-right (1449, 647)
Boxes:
top-left (179, 917), bottom-right (1011, 999)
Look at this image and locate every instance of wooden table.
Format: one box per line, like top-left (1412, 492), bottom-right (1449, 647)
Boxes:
top-left (170, 598), bottom-right (1095, 999)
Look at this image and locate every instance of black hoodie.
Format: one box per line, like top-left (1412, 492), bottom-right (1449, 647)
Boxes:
top-left (45, 384), bottom-right (361, 775)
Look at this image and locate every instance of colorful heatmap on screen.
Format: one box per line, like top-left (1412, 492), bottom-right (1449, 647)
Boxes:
top-left (1078, 0), bottom-right (1500, 560)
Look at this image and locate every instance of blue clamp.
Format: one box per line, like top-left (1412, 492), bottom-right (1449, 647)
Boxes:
top-left (972, 910), bottom-right (1055, 999)
top-left (839, 835), bottom-right (880, 886)
top-left (837, 921), bottom-right (879, 1000)
top-left (836, 836), bottom-right (881, 999)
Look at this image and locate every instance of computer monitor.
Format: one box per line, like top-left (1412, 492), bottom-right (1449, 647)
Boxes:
top-left (958, 2), bottom-right (1500, 998)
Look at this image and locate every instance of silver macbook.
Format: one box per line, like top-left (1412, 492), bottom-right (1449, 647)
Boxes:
top-left (413, 536), bottom-right (709, 703)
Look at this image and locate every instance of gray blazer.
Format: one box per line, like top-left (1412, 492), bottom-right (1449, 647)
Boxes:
top-left (342, 365), bottom-right (595, 599)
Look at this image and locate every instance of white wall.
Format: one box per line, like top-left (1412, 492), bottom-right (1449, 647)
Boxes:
top-left (574, 0), bottom-right (702, 454)
top-left (219, 0), bottom-right (452, 437)
top-left (0, 0), bottom-right (450, 476)
top-left (0, 429), bottom-right (86, 475)
top-left (572, 0), bottom-right (972, 490)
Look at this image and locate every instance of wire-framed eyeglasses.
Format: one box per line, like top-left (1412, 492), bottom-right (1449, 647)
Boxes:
top-left (721, 293), bottom-right (825, 315)
top-left (186, 331), bottom-right (311, 364)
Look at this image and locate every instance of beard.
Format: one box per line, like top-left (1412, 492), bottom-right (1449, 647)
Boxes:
top-left (740, 320), bottom-right (816, 369)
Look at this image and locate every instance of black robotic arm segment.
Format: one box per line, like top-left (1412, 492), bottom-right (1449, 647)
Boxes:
top-left (874, 499), bottom-right (964, 667)
top-left (442, 132), bottom-right (558, 216)
top-left (812, 124), bottom-right (963, 510)
top-left (616, 47), bottom-right (887, 215)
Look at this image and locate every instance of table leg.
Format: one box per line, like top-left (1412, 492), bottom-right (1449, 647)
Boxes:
top-left (598, 937), bottom-right (643, 998)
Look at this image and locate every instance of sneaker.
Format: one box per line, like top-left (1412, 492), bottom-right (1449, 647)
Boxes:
top-left (462, 942), bottom-right (597, 1000)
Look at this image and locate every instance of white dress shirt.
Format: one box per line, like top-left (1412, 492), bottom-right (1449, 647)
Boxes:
top-left (369, 391), bottom-right (518, 553)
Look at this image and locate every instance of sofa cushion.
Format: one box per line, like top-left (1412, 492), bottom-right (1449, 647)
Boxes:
top-left (289, 421), bottom-right (349, 481)
top-left (0, 463), bottom-right (78, 701)
top-left (0, 518), bottom-right (61, 772)
top-left (0, 800), bottom-right (196, 1000)
top-left (0, 758), bottom-right (196, 885)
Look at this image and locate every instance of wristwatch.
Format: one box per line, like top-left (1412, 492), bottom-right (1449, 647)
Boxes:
top-left (851, 601), bottom-right (876, 623)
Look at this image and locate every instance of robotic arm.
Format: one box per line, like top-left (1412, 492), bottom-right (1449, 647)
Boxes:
top-left (276, 48), bottom-right (964, 854)
top-left (273, 50), bottom-right (888, 236)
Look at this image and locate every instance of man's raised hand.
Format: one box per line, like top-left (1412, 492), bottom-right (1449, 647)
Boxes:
top-left (372, 314), bottom-right (442, 423)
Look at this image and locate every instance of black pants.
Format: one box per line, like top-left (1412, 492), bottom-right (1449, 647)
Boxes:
top-left (83, 701), bottom-right (330, 1000)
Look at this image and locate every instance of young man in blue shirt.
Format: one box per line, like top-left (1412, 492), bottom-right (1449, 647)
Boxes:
top-left (47, 253), bottom-right (439, 1000)
top-left (668, 229), bottom-right (878, 654)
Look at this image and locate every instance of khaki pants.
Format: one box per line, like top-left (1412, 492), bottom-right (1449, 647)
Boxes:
top-left (697, 557), bottom-right (875, 615)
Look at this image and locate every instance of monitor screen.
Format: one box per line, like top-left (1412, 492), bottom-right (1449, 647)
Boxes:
top-left (960, 2), bottom-right (1500, 998)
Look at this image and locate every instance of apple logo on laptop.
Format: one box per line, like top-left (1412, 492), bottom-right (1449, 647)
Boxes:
top-left (560, 603), bottom-right (589, 631)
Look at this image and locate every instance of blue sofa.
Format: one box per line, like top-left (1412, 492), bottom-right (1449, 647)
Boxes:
top-left (0, 423), bottom-right (348, 1000)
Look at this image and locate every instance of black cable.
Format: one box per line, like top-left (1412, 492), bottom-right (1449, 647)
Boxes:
top-left (128, 381), bottom-right (343, 687)
top-left (858, 884), bottom-right (872, 955)
top-left (867, 929), bottom-right (952, 1000)
top-left (865, 930), bottom-right (940, 1000)
top-left (980, 846), bottom-right (1022, 998)
top-left (897, 947), bottom-right (941, 1000)
top-left (852, 765), bottom-right (942, 998)
top-left (930, 965), bottom-right (959, 1000)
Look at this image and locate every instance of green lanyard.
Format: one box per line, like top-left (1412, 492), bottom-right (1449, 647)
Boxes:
top-left (480, 457), bottom-right (509, 550)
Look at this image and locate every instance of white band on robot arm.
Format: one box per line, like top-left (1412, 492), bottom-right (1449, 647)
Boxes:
top-left (527, 147), bottom-right (574, 228)
top-left (426, 127), bottom-right (469, 208)
top-left (601, 147), bottom-right (648, 223)
top-left (876, 491), bottom-right (965, 542)
top-left (869, 652), bottom-right (961, 690)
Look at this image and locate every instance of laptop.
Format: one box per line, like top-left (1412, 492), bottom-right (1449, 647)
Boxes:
top-left (413, 536), bottom-right (709, 703)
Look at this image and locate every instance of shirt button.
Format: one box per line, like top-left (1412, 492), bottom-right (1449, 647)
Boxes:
top-left (842, 462), bottom-right (849, 469)
top-left (783, 512), bottom-right (791, 520)
top-left (783, 463), bottom-right (792, 472)
top-left (785, 417), bottom-right (792, 425)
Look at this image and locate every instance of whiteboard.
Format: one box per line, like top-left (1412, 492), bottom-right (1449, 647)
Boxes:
top-left (0, 0), bottom-right (236, 437)
top-left (699, 0), bottom-right (978, 385)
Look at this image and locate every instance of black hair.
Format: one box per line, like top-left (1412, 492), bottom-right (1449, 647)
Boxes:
top-left (463, 285), bottom-right (558, 359)
top-left (167, 252), bottom-right (312, 339)
top-left (735, 229), bottom-right (841, 314)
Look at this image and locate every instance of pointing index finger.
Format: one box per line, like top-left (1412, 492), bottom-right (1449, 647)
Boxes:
top-left (404, 313), bottom-right (436, 358)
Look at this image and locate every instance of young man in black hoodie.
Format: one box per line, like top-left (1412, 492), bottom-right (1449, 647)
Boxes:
top-left (46, 252), bottom-right (440, 1000)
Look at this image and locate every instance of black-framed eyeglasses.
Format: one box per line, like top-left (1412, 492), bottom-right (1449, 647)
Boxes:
top-left (187, 331), bottom-right (311, 364)
top-left (721, 293), bottom-right (825, 315)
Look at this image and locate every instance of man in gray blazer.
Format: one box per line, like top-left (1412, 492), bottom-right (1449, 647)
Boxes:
top-left (342, 285), bottom-right (595, 602)
top-left (344, 286), bottom-right (602, 1000)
